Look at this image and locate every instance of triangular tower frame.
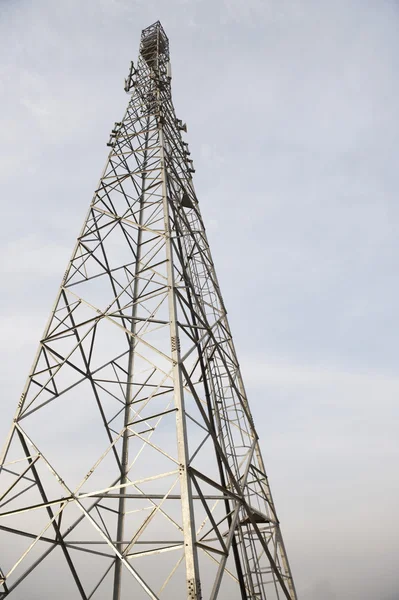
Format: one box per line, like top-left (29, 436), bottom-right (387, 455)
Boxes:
top-left (0, 21), bottom-right (297, 600)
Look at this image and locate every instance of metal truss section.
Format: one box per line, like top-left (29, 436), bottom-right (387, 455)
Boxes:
top-left (0, 21), bottom-right (297, 600)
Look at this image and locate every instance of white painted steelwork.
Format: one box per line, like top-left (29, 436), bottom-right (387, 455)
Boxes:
top-left (0, 21), bottom-right (297, 600)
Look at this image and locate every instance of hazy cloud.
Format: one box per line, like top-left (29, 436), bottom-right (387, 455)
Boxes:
top-left (1, 1), bottom-right (398, 598)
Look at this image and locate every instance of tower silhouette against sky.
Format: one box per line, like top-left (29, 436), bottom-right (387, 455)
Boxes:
top-left (0, 21), bottom-right (297, 600)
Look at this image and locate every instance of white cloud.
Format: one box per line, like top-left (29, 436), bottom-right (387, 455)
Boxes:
top-left (0, 236), bottom-right (70, 276)
top-left (241, 355), bottom-right (399, 403)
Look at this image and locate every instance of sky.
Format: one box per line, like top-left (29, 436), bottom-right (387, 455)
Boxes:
top-left (1, 0), bottom-right (399, 598)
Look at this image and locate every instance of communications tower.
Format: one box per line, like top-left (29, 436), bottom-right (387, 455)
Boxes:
top-left (0, 21), bottom-right (297, 600)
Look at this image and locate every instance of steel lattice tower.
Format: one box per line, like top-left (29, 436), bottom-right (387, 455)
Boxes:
top-left (0, 22), bottom-right (297, 600)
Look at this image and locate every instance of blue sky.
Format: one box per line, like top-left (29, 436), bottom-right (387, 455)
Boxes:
top-left (0, 1), bottom-right (399, 598)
